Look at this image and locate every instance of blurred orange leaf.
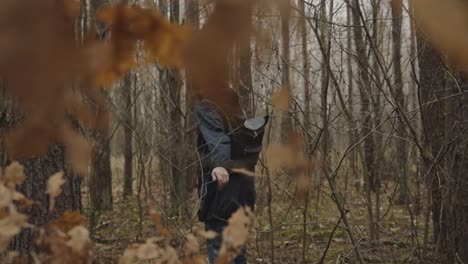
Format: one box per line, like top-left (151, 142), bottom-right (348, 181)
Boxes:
top-left (413, 0), bottom-right (468, 72)
top-left (271, 86), bottom-right (291, 112)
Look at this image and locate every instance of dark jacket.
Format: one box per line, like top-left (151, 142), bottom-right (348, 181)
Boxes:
top-left (194, 100), bottom-right (255, 223)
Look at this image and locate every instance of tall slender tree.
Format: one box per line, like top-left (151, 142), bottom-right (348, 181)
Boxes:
top-left (5, 0), bottom-right (85, 252)
top-left (88, 0), bottom-right (113, 211)
top-left (351, 0), bottom-right (377, 241)
top-left (122, 72), bottom-right (134, 198)
top-left (238, 6), bottom-right (254, 117)
top-left (279, 0), bottom-right (291, 143)
top-left (391, 0), bottom-right (408, 203)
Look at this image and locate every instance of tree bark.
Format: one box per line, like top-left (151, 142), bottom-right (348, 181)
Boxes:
top-left (298, 1), bottom-right (311, 261)
top-left (184, 0), bottom-right (199, 194)
top-left (166, 0), bottom-right (185, 216)
top-left (123, 73), bottom-right (134, 198)
top-left (279, 0), bottom-right (291, 142)
top-left (391, 0), bottom-right (408, 204)
top-left (351, 0), bottom-right (377, 241)
top-left (416, 25), bottom-right (448, 262)
top-left (90, 126), bottom-right (113, 211)
top-left (317, 0), bottom-right (334, 225)
top-left (370, 0), bottom-right (382, 242)
top-left (9, 146), bottom-right (82, 252)
top-left (346, 1), bottom-right (358, 192)
top-left (299, 0), bottom-right (310, 124)
top-left (88, 0), bottom-right (113, 211)
top-left (1, 98), bottom-right (82, 252)
top-left (238, 6), bottom-right (254, 118)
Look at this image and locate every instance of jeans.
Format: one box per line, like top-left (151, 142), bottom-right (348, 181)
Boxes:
top-left (205, 220), bottom-right (247, 264)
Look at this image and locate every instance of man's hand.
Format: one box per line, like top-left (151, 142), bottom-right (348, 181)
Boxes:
top-left (211, 167), bottom-right (229, 189)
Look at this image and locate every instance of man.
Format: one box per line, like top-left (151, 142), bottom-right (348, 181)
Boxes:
top-left (194, 87), bottom-right (255, 264)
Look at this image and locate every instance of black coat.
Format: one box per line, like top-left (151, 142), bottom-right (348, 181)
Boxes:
top-left (194, 100), bottom-right (255, 223)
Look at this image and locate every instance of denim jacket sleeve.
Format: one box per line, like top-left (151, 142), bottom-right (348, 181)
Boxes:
top-left (194, 101), bottom-right (231, 168)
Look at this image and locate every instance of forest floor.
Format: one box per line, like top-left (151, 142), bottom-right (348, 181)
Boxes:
top-left (87, 159), bottom-right (433, 264)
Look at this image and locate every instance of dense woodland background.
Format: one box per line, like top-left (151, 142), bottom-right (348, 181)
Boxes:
top-left (0, 0), bottom-right (467, 263)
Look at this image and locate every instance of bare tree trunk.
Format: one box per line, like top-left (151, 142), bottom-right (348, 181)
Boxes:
top-left (10, 146), bottom-right (82, 252)
top-left (299, 0), bottom-right (310, 123)
top-left (280, 0), bottom-right (291, 142)
top-left (90, 124), bottom-right (113, 211)
top-left (416, 26), bottom-right (448, 261)
top-left (351, 0), bottom-right (376, 241)
top-left (346, 1), bottom-right (358, 193)
top-left (88, 0), bottom-right (113, 211)
top-left (392, 0), bottom-right (408, 204)
top-left (183, 0), bottom-right (199, 207)
top-left (371, 0), bottom-right (383, 242)
top-left (317, 0), bottom-right (334, 225)
top-left (123, 73), bottom-right (134, 197)
top-left (1, 93), bottom-right (82, 253)
top-left (238, 5), bottom-right (254, 117)
top-left (167, 0), bottom-right (185, 216)
top-left (298, 1), bottom-right (311, 262)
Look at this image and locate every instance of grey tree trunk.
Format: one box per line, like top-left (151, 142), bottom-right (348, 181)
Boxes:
top-left (346, 1), bottom-right (358, 193)
top-left (391, 0), bottom-right (408, 204)
top-left (298, 2), bottom-right (311, 261)
top-left (279, 0), bottom-right (291, 142)
top-left (238, 6), bottom-right (254, 118)
top-left (370, 0), bottom-right (382, 242)
top-left (351, 0), bottom-right (377, 241)
top-left (1, 93), bottom-right (81, 253)
top-left (416, 25), bottom-right (448, 261)
top-left (9, 146), bottom-right (82, 252)
top-left (88, 0), bottom-right (113, 211)
top-left (123, 73), bottom-right (134, 198)
top-left (166, 0), bottom-right (185, 216)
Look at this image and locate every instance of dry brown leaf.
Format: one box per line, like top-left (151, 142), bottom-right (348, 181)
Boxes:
top-left (0, 205), bottom-right (29, 252)
top-left (197, 229), bottom-right (217, 240)
top-left (49, 211), bottom-right (86, 234)
top-left (270, 86), bottom-right (291, 112)
top-left (295, 173), bottom-right (311, 201)
top-left (264, 131), bottom-right (308, 171)
top-left (0, 0), bottom-right (102, 167)
top-left (94, 3), bottom-right (190, 88)
top-left (63, 0), bottom-right (81, 19)
top-left (158, 246), bottom-right (179, 264)
top-left (185, 234), bottom-right (199, 256)
top-left (217, 207), bottom-right (254, 262)
top-left (413, 0), bottom-right (468, 72)
top-left (136, 240), bottom-right (160, 260)
top-left (0, 184), bottom-right (13, 208)
top-left (46, 172), bottom-right (65, 211)
top-left (391, 0), bottom-right (403, 15)
top-left (231, 168), bottom-right (262, 177)
top-left (62, 125), bottom-right (91, 176)
top-left (119, 246), bottom-right (138, 264)
top-left (11, 191), bottom-right (25, 201)
top-left (181, 255), bottom-right (206, 264)
top-left (66, 225), bottom-right (91, 253)
top-left (34, 210), bottom-right (92, 263)
top-left (4, 162), bottom-right (25, 189)
top-left (150, 210), bottom-right (172, 239)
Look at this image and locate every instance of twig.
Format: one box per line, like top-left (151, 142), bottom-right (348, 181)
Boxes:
top-left (318, 211), bottom-right (346, 264)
